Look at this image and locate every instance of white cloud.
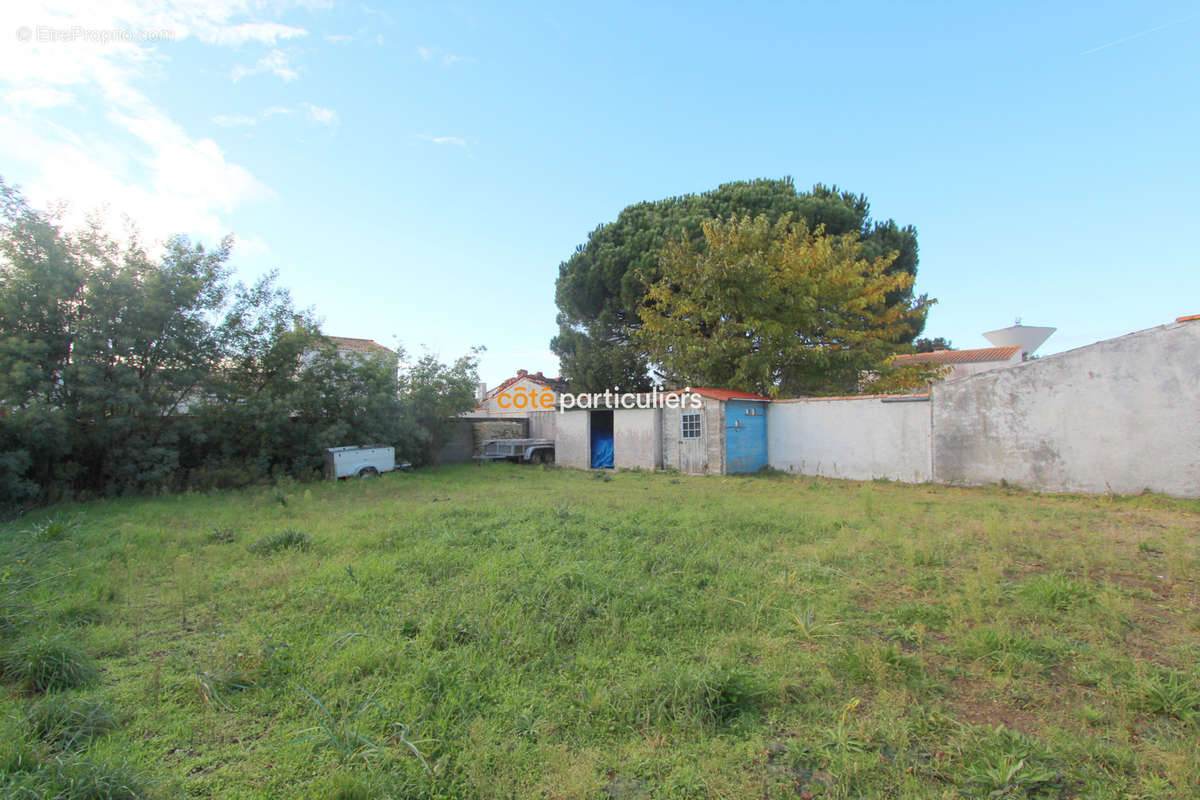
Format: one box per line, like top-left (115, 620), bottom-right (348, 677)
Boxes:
top-left (325, 33), bottom-right (354, 44)
top-left (301, 101), bottom-right (338, 126)
top-left (3, 87), bottom-right (76, 111)
top-left (211, 102), bottom-right (333, 128)
top-left (414, 133), bottom-right (468, 149)
top-left (231, 49), bottom-right (300, 82)
top-left (416, 45), bottom-right (473, 66)
top-left (360, 4), bottom-right (395, 25)
top-left (0, 0), bottom-right (326, 246)
top-left (211, 112), bottom-right (258, 127)
top-left (201, 21), bottom-right (307, 47)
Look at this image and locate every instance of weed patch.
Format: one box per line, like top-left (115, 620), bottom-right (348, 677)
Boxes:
top-left (247, 529), bottom-right (311, 555)
top-left (23, 697), bottom-right (118, 751)
top-left (1, 635), bottom-right (98, 693)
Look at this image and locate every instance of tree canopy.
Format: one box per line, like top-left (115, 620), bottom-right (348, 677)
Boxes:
top-left (552, 178), bottom-right (924, 391)
top-left (0, 178), bottom-right (479, 507)
top-left (637, 214), bottom-right (935, 397)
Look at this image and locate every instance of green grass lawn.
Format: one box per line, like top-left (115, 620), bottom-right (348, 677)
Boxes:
top-left (1, 465), bottom-right (1198, 799)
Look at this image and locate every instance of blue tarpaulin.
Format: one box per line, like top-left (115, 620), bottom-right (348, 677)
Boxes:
top-left (590, 412), bottom-right (614, 468)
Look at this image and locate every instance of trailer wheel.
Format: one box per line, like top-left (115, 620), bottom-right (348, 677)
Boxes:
top-left (357, 467), bottom-right (379, 478)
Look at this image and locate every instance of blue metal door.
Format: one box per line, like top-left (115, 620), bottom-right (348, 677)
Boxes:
top-left (724, 400), bottom-right (767, 473)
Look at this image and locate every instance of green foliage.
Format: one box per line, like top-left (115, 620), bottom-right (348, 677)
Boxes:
top-left (963, 726), bottom-right (1063, 797)
top-left (24, 697), bottom-right (118, 751)
top-left (0, 755), bottom-right (147, 800)
top-left (637, 213), bottom-right (935, 396)
top-left (1137, 667), bottom-right (1200, 723)
top-left (247, 529), bottom-right (311, 555)
top-left (914, 336), bottom-right (952, 352)
top-left (1, 635), bottom-right (98, 693)
top-left (959, 626), bottom-right (1061, 676)
top-left (397, 348), bottom-right (484, 467)
top-left (194, 645), bottom-right (290, 710)
top-left (205, 526), bottom-right (239, 544)
top-left (1018, 573), bottom-right (1095, 614)
top-left (298, 687), bottom-right (433, 773)
top-left (27, 515), bottom-right (80, 543)
top-left (0, 177), bottom-right (480, 507)
top-left (553, 178), bottom-right (925, 390)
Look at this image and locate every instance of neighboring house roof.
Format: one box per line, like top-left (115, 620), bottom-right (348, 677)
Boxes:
top-left (484, 369), bottom-right (569, 400)
top-left (681, 387), bottom-right (771, 402)
top-left (892, 345), bottom-right (1021, 365)
top-left (325, 336), bottom-right (396, 356)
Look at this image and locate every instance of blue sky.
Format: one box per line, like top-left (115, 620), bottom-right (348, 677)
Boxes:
top-left (2, 2), bottom-right (1197, 387)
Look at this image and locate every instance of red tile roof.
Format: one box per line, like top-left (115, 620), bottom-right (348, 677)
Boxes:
top-left (483, 369), bottom-right (569, 401)
top-left (1176, 314), bottom-right (1200, 323)
top-left (325, 336), bottom-right (395, 355)
top-left (892, 345), bottom-right (1021, 365)
top-left (677, 387), bottom-right (771, 402)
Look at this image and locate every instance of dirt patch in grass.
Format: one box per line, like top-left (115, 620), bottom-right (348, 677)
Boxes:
top-left (948, 696), bottom-right (1040, 734)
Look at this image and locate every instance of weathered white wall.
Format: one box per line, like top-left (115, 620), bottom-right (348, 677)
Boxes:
top-left (555, 410), bottom-right (590, 469)
top-left (941, 356), bottom-right (1022, 382)
top-left (614, 408), bottom-right (662, 470)
top-left (528, 411), bottom-right (557, 440)
top-left (932, 320), bottom-right (1200, 497)
top-left (767, 396), bottom-right (932, 482)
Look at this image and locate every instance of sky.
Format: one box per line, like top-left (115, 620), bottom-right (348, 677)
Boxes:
top-left (2, 1), bottom-right (1198, 388)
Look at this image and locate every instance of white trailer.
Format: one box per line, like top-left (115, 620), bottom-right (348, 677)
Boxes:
top-left (324, 445), bottom-right (409, 479)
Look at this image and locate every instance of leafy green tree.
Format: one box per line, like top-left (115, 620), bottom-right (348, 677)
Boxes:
top-left (637, 214), bottom-right (935, 396)
top-left (398, 347), bottom-right (484, 466)
top-left (0, 177), bottom-right (481, 506)
top-left (553, 178), bottom-right (924, 390)
top-left (914, 336), bottom-right (953, 352)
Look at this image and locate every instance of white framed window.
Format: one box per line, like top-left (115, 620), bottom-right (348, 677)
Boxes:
top-left (681, 413), bottom-right (702, 439)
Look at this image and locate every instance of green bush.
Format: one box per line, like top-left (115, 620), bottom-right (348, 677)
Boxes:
top-left (24, 697), bottom-right (117, 751)
top-left (1137, 668), bottom-right (1200, 723)
top-left (1, 636), bottom-right (98, 693)
top-left (11, 759), bottom-right (146, 800)
top-left (27, 515), bottom-right (80, 543)
top-left (247, 529), bottom-right (311, 555)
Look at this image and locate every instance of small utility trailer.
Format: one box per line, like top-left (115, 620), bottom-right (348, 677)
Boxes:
top-left (325, 445), bottom-right (411, 479)
top-left (475, 438), bottom-right (555, 464)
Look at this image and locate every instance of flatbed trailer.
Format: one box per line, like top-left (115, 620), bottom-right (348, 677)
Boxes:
top-left (475, 438), bottom-right (555, 464)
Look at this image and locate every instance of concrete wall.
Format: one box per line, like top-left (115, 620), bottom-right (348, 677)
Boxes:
top-left (528, 411), bottom-right (557, 440)
top-left (555, 410), bottom-right (590, 470)
top-left (436, 417), bottom-right (527, 464)
top-left (941, 356), bottom-right (1022, 382)
top-left (768, 396), bottom-right (933, 482)
top-left (472, 419), bottom-right (527, 449)
top-left (614, 408), bottom-right (662, 470)
top-left (932, 320), bottom-right (1200, 497)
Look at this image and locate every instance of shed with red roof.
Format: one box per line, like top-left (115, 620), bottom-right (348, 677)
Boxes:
top-left (554, 387), bottom-right (770, 475)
